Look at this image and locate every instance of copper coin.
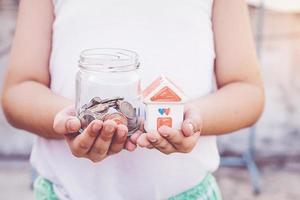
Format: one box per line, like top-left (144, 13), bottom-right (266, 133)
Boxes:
top-left (103, 112), bottom-right (128, 126)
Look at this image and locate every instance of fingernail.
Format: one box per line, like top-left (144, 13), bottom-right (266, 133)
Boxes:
top-left (162, 133), bottom-right (169, 137)
top-left (92, 123), bottom-right (101, 132)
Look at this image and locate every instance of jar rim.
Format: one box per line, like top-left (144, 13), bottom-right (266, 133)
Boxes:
top-left (79, 48), bottom-right (140, 72)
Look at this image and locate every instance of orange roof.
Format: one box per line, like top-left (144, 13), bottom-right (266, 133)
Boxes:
top-left (142, 75), bottom-right (186, 103)
top-left (142, 76), bottom-right (163, 98)
top-left (151, 86), bottom-right (181, 102)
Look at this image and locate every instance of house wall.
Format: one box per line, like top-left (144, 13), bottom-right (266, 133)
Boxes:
top-left (144, 103), bottom-right (184, 132)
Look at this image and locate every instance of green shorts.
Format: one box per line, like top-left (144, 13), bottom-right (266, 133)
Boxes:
top-left (34, 174), bottom-right (222, 200)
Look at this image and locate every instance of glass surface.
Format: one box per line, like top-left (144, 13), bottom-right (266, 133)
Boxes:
top-left (76, 48), bottom-right (141, 120)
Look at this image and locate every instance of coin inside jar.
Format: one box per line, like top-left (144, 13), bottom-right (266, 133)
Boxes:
top-left (90, 103), bottom-right (109, 114)
top-left (90, 97), bottom-right (102, 105)
top-left (80, 112), bottom-right (96, 130)
top-left (100, 97), bottom-right (123, 104)
top-left (103, 112), bottom-right (128, 126)
top-left (117, 101), bottom-right (136, 118)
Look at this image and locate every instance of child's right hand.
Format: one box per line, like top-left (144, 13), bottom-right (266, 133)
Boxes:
top-left (53, 105), bottom-right (137, 162)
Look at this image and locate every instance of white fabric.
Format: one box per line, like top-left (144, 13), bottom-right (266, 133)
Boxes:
top-left (30, 0), bottom-right (220, 199)
top-left (247, 0), bottom-right (300, 13)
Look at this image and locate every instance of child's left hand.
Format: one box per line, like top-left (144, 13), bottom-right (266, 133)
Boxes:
top-left (135, 105), bottom-right (203, 154)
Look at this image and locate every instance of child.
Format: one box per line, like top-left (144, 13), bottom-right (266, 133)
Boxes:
top-left (2, 0), bottom-right (264, 199)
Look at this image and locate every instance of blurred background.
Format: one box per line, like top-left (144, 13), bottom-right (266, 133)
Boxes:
top-left (0, 0), bottom-right (299, 199)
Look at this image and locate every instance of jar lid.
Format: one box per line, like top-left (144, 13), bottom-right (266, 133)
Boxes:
top-left (79, 48), bottom-right (140, 72)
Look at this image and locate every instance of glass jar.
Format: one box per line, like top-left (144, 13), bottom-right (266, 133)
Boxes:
top-left (76, 48), bottom-right (141, 134)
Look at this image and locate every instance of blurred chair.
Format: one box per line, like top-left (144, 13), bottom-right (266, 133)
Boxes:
top-left (220, 0), bottom-right (265, 195)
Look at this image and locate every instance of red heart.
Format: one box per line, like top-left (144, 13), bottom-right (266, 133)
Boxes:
top-left (164, 108), bottom-right (171, 115)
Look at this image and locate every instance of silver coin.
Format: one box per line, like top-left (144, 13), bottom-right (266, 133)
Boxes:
top-left (94, 110), bottom-right (110, 121)
top-left (128, 120), bottom-right (139, 131)
top-left (80, 112), bottom-right (96, 130)
top-left (90, 97), bottom-right (102, 105)
top-left (118, 101), bottom-right (135, 118)
top-left (79, 104), bottom-right (88, 114)
top-left (81, 104), bottom-right (88, 110)
top-left (128, 124), bottom-right (140, 136)
top-left (107, 101), bottom-right (117, 108)
top-left (90, 104), bottom-right (109, 114)
top-left (100, 97), bottom-right (124, 104)
top-left (86, 102), bottom-right (95, 109)
top-left (128, 122), bottom-right (138, 130)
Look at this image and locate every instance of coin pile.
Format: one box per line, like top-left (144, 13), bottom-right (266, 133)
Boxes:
top-left (78, 97), bottom-right (140, 136)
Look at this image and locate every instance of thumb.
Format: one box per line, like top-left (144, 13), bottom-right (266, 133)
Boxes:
top-left (181, 112), bottom-right (202, 137)
top-left (53, 106), bottom-right (81, 134)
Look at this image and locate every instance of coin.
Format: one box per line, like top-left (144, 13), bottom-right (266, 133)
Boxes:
top-left (81, 104), bottom-right (88, 110)
top-left (80, 112), bottom-right (96, 130)
top-left (127, 116), bottom-right (139, 134)
top-left (117, 101), bottom-right (135, 118)
top-left (90, 97), bottom-right (102, 105)
top-left (103, 112), bottom-right (128, 126)
top-left (128, 121), bottom-right (140, 136)
top-left (90, 103), bottom-right (109, 114)
top-left (86, 102), bottom-right (94, 109)
top-left (78, 104), bottom-right (88, 114)
top-left (100, 97), bottom-right (124, 104)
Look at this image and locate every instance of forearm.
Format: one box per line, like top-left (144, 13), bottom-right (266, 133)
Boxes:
top-left (2, 81), bottom-right (72, 139)
top-left (188, 81), bottom-right (264, 136)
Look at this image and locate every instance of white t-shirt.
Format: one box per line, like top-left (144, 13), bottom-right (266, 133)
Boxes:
top-left (30, 0), bottom-right (219, 199)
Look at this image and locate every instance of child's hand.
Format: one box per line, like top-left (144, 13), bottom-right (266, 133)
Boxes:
top-left (136, 105), bottom-right (202, 154)
top-left (53, 105), bottom-right (137, 162)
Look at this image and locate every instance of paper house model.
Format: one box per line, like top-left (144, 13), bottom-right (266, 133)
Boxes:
top-left (142, 75), bottom-right (188, 132)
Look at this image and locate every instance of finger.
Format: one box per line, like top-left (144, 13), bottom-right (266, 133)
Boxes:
top-left (108, 124), bottom-right (128, 155)
top-left (146, 131), bottom-right (175, 154)
top-left (183, 109), bottom-right (203, 137)
top-left (179, 132), bottom-right (200, 153)
top-left (130, 130), bottom-right (143, 144)
top-left (66, 120), bottom-right (102, 157)
top-left (88, 120), bottom-right (117, 161)
top-left (158, 126), bottom-right (185, 148)
top-left (53, 106), bottom-right (81, 134)
top-left (159, 126), bottom-right (200, 153)
top-left (125, 140), bottom-right (137, 152)
top-left (181, 120), bottom-right (195, 137)
top-left (138, 118), bottom-right (146, 132)
top-left (137, 133), bottom-right (151, 148)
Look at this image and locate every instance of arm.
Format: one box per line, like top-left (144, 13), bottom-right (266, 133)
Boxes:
top-left (1, 0), bottom-right (67, 139)
top-left (136, 0), bottom-right (265, 154)
top-left (190, 0), bottom-right (264, 135)
top-left (2, 0), bottom-right (136, 161)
